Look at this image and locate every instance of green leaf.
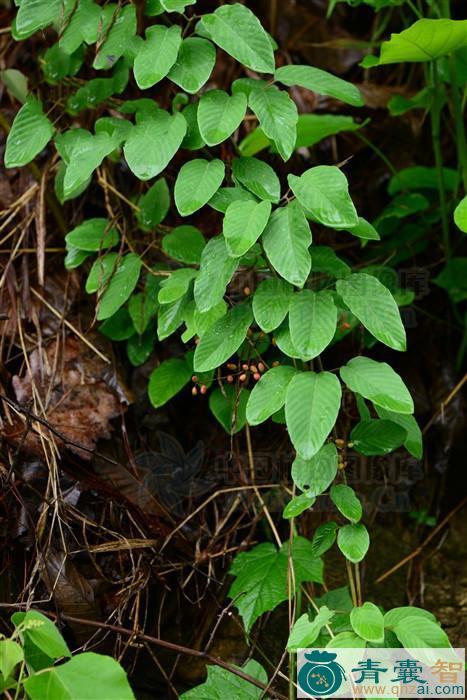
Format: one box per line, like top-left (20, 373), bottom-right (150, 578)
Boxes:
top-left (330, 484), bottom-right (362, 523)
top-left (350, 602), bottom-right (384, 644)
top-left (209, 385), bottom-right (249, 434)
top-left (181, 102), bottom-right (205, 150)
top-left (198, 89), bottom-right (247, 146)
top-left (262, 201), bottom-right (311, 287)
top-left (134, 25), bottom-right (182, 89)
top-left (128, 291), bottom-right (158, 334)
top-left (209, 186), bottom-right (257, 213)
top-left (232, 157), bottom-right (280, 203)
top-left (340, 356), bottom-right (414, 414)
top-left (59, 0), bottom-right (101, 53)
top-left (375, 407), bottom-right (423, 459)
top-left (0, 68), bottom-right (28, 103)
top-left (99, 308), bottom-right (135, 341)
top-left (289, 290), bottom-right (337, 360)
top-left (175, 158), bottom-right (225, 216)
top-left (248, 85), bottom-right (298, 161)
top-left (162, 226), bottom-right (206, 265)
top-left (286, 373), bottom-right (342, 459)
top-left (223, 200), bottom-right (271, 257)
top-left (180, 660), bottom-right (267, 700)
top-left (393, 617), bottom-right (451, 648)
top-left (288, 166), bottom-right (358, 229)
top-left (197, 3), bottom-right (275, 74)
top-left (312, 246), bottom-right (351, 279)
top-left (157, 296), bottom-right (187, 340)
top-left (168, 37), bottom-right (216, 94)
top-left (161, 0), bottom-right (196, 12)
top-left (327, 631), bottom-right (366, 648)
top-left (246, 365), bottom-right (296, 425)
top-left (96, 253), bottom-right (142, 321)
top-left (93, 5), bottom-right (137, 71)
top-left (0, 640), bottom-right (23, 680)
top-left (127, 327), bottom-right (155, 367)
top-left (65, 219), bottom-right (118, 252)
top-left (58, 130), bottom-right (121, 197)
top-left (23, 652), bottom-right (135, 700)
top-left (275, 64), bottom-right (364, 107)
top-left (433, 258), bottom-right (467, 303)
top-left (454, 195), bottom-right (467, 233)
top-left (12, 610), bottom-right (70, 660)
top-left (336, 273), bottom-right (406, 351)
top-left (158, 269), bottom-right (197, 304)
top-left (194, 236), bottom-right (238, 312)
top-left (194, 303), bottom-right (253, 372)
top-left (311, 521), bottom-right (339, 557)
top-left (350, 419), bottom-right (407, 456)
top-left (365, 19), bottom-right (467, 66)
top-left (388, 166), bottom-right (459, 195)
top-left (148, 358), bottom-right (192, 408)
top-left (346, 217), bottom-right (380, 241)
top-left (291, 443), bottom-right (338, 496)
top-left (124, 110), bottom-right (186, 180)
top-left (13, 0), bottom-right (60, 38)
top-left (252, 278), bottom-right (292, 333)
top-left (5, 97), bottom-right (54, 168)
top-left (283, 492), bottom-right (316, 519)
top-left (228, 537), bottom-right (323, 632)
top-left (137, 178), bottom-right (170, 230)
top-left (287, 607), bottom-right (334, 651)
top-left (337, 523), bottom-right (370, 563)
top-left (384, 607), bottom-right (436, 630)
top-left (86, 253), bottom-right (118, 294)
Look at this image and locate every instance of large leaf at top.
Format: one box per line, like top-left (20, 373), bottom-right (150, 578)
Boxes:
top-left (174, 159), bottom-right (225, 216)
top-left (23, 652), bottom-right (134, 700)
top-left (223, 200), bottom-right (271, 257)
top-left (148, 358), bottom-right (192, 408)
top-left (5, 97), bottom-right (54, 168)
top-left (124, 110), bottom-right (186, 180)
top-left (285, 372), bottom-right (342, 459)
top-left (252, 278), bottom-right (293, 333)
top-left (180, 660), bottom-right (267, 700)
top-left (93, 5), bottom-right (137, 70)
top-left (262, 201), bottom-right (312, 287)
top-left (197, 89), bottom-right (247, 146)
top-left (340, 356), bottom-right (414, 414)
top-left (194, 236), bottom-right (238, 312)
top-left (364, 19), bottom-right (467, 66)
top-left (133, 25), bottom-right (182, 89)
top-left (168, 37), bottom-right (216, 94)
top-left (228, 537), bottom-right (323, 632)
top-left (248, 85), bottom-right (298, 161)
top-left (275, 64), bottom-right (364, 107)
top-left (193, 303), bottom-right (253, 372)
top-left (289, 289), bottom-right (337, 360)
top-left (336, 273), bottom-right (406, 351)
top-left (96, 253), bottom-right (142, 321)
top-left (232, 157), bottom-right (280, 203)
top-left (246, 365), bottom-right (296, 425)
top-left (288, 166), bottom-right (358, 228)
top-left (197, 3), bottom-right (275, 74)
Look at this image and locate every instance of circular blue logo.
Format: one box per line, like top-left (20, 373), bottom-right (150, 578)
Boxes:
top-left (298, 651), bottom-right (346, 696)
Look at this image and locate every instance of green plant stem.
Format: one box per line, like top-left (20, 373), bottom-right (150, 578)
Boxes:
top-left (346, 559), bottom-right (358, 607)
top-left (429, 61), bottom-right (451, 257)
top-left (355, 132), bottom-right (397, 176)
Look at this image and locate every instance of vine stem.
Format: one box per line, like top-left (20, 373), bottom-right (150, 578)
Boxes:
top-left (430, 60), bottom-right (451, 257)
top-left (448, 55), bottom-right (467, 193)
top-left (346, 560), bottom-right (358, 607)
